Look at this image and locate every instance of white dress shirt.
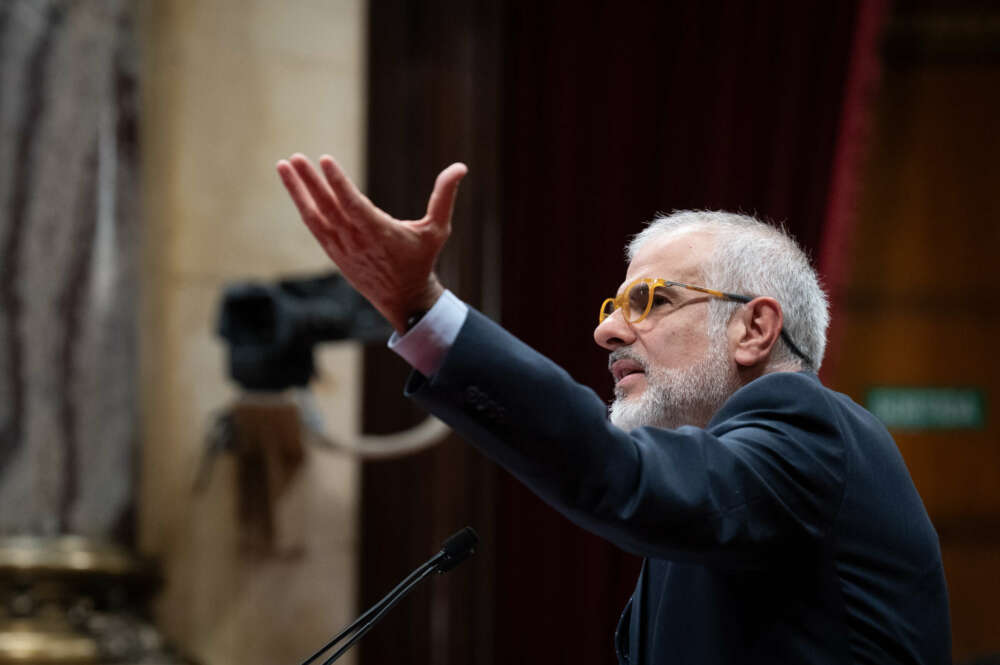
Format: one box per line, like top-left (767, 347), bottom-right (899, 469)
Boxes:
top-left (387, 289), bottom-right (468, 376)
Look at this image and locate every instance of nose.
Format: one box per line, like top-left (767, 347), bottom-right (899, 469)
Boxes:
top-left (594, 309), bottom-right (636, 350)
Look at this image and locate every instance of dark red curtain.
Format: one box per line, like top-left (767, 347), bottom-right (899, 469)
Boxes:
top-left (496, 3), bottom-right (870, 664)
top-left (362, 3), bottom-right (878, 664)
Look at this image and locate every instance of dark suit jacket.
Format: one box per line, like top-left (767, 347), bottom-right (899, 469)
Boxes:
top-left (406, 309), bottom-right (951, 664)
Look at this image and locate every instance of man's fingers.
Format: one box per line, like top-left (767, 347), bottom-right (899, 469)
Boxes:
top-left (425, 162), bottom-right (468, 231)
top-left (277, 159), bottom-right (320, 225)
top-left (288, 154), bottom-right (343, 225)
top-left (277, 159), bottom-right (346, 255)
top-left (319, 155), bottom-right (378, 223)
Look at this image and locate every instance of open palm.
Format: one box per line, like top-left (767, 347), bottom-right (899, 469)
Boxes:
top-left (277, 154), bottom-right (467, 332)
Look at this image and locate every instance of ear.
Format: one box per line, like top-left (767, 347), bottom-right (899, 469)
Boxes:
top-left (729, 297), bottom-right (783, 368)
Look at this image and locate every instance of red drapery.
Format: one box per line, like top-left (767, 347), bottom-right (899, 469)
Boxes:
top-left (496, 3), bottom-right (886, 663)
top-left (361, 3), bottom-right (888, 664)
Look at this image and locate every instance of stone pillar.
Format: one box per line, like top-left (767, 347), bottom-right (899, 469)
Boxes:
top-left (0, 0), bottom-right (139, 538)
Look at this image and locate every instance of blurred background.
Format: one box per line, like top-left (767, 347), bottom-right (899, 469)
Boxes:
top-left (0, 1), bottom-right (997, 664)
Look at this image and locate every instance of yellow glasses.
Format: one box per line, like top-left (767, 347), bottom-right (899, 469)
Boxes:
top-left (598, 278), bottom-right (748, 325)
top-left (598, 277), bottom-right (814, 368)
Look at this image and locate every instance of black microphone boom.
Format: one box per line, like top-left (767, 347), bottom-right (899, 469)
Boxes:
top-left (297, 527), bottom-right (479, 665)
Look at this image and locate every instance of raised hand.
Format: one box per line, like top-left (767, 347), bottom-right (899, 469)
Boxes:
top-left (276, 154), bottom-right (467, 333)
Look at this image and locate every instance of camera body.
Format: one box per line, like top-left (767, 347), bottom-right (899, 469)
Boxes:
top-left (216, 273), bottom-right (391, 391)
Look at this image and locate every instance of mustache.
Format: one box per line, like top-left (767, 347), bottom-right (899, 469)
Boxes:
top-left (608, 347), bottom-right (648, 372)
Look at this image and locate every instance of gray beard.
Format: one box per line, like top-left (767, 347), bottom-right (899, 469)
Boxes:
top-left (608, 338), bottom-right (739, 430)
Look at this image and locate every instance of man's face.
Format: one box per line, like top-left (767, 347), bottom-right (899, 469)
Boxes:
top-left (593, 230), bottom-right (739, 429)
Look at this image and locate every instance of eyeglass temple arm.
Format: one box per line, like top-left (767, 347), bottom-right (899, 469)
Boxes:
top-left (715, 292), bottom-right (813, 368)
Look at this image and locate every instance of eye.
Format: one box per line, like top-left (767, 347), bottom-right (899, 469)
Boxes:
top-left (650, 287), bottom-right (671, 308)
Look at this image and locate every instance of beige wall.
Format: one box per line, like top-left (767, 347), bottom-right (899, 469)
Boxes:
top-left (137, 2), bottom-right (366, 664)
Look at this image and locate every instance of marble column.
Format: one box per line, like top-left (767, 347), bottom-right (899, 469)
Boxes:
top-left (0, 0), bottom-right (139, 538)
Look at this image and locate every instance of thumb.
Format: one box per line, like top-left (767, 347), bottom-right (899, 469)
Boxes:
top-left (425, 162), bottom-right (468, 230)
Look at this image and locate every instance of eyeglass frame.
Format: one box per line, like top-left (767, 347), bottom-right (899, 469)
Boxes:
top-left (598, 277), bottom-right (813, 368)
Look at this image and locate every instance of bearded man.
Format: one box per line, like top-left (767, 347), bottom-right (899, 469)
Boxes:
top-left (277, 155), bottom-right (951, 664)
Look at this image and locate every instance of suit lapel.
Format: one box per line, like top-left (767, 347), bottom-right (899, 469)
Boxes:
top-left (630, 558), bottom-right (647, 663)
top-left (614, 559), bottom-right (647, 665)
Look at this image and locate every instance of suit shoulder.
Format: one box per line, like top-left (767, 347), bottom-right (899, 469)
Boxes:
top-left (715, 371), bottom-right (830, 417)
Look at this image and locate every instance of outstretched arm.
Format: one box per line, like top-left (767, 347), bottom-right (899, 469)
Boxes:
top-left (276, 154), bottom-right (468, 333)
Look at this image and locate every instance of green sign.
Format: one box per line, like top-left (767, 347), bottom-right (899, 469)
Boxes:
top-left (866, 387), bottom-right (986, 431)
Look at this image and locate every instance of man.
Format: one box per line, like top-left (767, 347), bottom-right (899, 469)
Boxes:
top-left (276, 155), bottom-right (951, 664)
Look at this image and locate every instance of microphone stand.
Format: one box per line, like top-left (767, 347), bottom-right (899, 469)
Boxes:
top-left (297, 527), bottom-right (478, 665)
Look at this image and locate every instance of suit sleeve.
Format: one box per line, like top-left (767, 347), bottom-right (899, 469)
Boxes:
top-left (406, 309), bottom-right (848, 567)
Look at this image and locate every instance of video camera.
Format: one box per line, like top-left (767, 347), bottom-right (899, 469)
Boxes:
top-left (216, 272), bottom-right (391, 391)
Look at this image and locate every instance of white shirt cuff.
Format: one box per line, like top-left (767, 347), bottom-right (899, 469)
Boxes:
top-left (388, 289), bottom-right (469, 376)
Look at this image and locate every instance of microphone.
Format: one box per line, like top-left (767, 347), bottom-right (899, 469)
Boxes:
top-left (298, 527), bottom-right (479, 665)
top-left (435, 526), bottom-right (478, 572)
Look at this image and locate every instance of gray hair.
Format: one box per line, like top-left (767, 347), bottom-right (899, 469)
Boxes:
top-left (627, 211), bottom-right (829, 372)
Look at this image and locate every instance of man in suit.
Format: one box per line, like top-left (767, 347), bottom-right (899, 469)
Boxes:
top-left (277, 155), bottom-right (951, 664)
